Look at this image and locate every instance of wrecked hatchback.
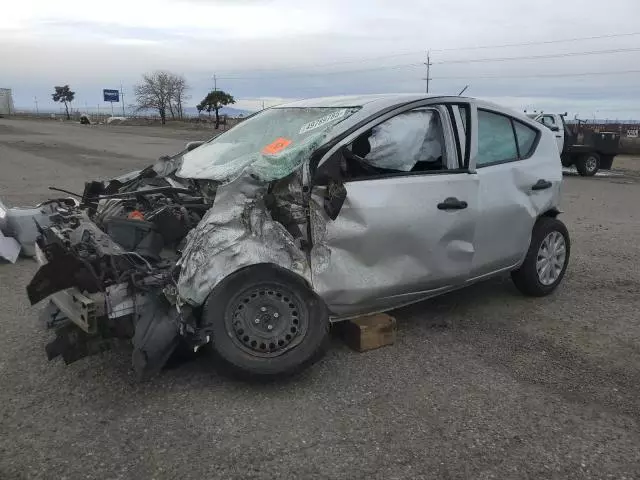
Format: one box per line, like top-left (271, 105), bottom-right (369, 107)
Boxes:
top-left (0, 94), bottom-right (570, 378)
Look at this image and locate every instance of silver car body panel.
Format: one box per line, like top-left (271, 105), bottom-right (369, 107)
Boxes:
top-left (306, 95), bottom-right (562, 317)
top-left (176, 173), bottom-right (310, 306)
top-left (310, 173), bottom-right (479, 316)
top-left (174, 94), bottom-right (561, 317)
top-left (466, 103), bottom-right (563, 277)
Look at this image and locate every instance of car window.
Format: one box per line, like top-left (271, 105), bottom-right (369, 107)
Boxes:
top-left (178, 107), bottom-right (359, 183)
top-left (342, 108), bottom-right (448, 179)
top-left (541, 115), bottom-right (556, 127)
top-left (477, 110), bottom-right (518, 167)
top-left (456, 105), bottom-right (469, 134)
top-left (450, 105), bottom-right (470, 168)
top-left (513, 121), bottom-right (538, 158)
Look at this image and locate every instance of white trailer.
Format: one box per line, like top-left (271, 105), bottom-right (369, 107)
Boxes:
top-left (0, 88), bottom-right (14, 115)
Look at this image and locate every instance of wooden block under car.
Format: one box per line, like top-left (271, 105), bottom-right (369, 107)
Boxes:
top-left (341, 313), bottom-right (397, 352)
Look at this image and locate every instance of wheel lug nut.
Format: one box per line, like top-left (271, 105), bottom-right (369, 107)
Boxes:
top-left (273, 313), bottom-right (279, 318)
top-left (267, 325), bottom-right (273, 330)
top-left (260, 307), bottom-right (267, 312)
top-left (254, 318), bottom-right (260, 324)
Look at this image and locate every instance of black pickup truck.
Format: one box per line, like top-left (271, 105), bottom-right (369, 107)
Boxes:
top-left (530, 113), bottom-right (620, 176)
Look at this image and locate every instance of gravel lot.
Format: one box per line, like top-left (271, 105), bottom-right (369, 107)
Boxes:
top-left (1, 118), bottom-right (640, 480)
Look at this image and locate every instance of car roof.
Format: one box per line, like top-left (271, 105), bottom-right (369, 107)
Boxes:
top-left (276, 94), bottom-right (440, 109)
top-left (272, 94), bottom-right (540, 149)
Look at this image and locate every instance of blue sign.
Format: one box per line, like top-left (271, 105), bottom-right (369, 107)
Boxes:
top-left (103, 89), bottom-right (120, 102)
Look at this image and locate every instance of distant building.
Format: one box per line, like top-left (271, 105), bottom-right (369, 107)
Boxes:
top-left (0, 88), bottom-right (14, 115)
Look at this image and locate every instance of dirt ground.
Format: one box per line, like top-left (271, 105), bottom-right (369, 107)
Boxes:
top-left (1, 118), bottom-right (640, 480)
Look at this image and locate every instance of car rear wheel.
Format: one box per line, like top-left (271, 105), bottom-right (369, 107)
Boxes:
top-left (511, 217), bottom-right (570, 297)
top-left (202, 264), bottom-right (330, 378)
top-left (576, 153), bottom-right (599, 176)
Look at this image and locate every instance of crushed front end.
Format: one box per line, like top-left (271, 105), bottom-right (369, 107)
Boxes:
top-left (28, 159), bottom-right (216, 379)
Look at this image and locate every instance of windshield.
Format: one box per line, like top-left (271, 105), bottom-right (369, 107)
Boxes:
top-left (177, 107), bottom-right (359, 183)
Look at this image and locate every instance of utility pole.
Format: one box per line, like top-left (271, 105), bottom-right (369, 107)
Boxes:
top-left (34, 96), bottom-right (39, 115)
top-left (120, 83), bottom-right (126, 116)
top-left (213, 74), bottom-right (217, 92)
top-left (423, 51), bottom-right (432, 94)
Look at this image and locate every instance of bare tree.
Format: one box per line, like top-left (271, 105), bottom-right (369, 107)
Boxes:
top-left (134, 71), bottom-right (190, 123)
top-left (169, 75), bottom-right (189, 119)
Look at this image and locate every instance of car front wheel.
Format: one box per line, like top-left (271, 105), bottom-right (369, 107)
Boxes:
top-left (511, 217), bottom-right (570, 297)
top-left (202, 264), bottom-right (330, 379)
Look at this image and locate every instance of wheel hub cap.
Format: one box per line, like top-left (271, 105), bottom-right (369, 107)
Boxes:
top-left (227, 286), bottom-right (307, 357)
top-left (536, 231), bottom-right (566, 286)
top-left (586, 157), bottom-right (597, 172)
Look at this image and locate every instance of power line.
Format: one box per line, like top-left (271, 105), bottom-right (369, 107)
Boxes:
top-left (430, 31), bottom-right (640, 53)
top-left (217, 62), bottom-right (424, 80)
top-left (214, 31), bottom-right (640, 78)
top-left (434, 47), bottom-right (640, 65)
top-left (216, 47), bottom-right (640, 81)
top-left (433, 69), bottom-right (640, 80)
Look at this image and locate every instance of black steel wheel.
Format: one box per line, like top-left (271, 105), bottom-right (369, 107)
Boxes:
top-left (226, 283), bottom-right (309, 358)
top-left (203, 264), bottom-right (329, 378)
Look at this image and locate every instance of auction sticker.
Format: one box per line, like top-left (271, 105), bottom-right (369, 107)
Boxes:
top-left (262, 137), bottom-right (292, 155)
top-left (299, 109), bottom-right (347, 134)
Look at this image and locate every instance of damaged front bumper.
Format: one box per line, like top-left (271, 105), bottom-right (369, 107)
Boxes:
top-left (31, 218), bottom-right (205, 380)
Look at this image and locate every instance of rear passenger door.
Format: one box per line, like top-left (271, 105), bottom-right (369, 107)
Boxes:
top-left (470, 108), bottom-right (562, 279)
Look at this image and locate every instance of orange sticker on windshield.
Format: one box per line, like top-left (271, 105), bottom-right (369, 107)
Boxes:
top-left (262, 137), bottom-right (292, 155)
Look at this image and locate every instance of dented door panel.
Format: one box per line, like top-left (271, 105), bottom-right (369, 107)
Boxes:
top-left (470, 122), bottom-right (562, 277)
top-left (310, 173), bottom-right (479, 316)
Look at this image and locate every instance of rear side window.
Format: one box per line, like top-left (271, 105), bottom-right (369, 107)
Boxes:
top-left (513, 121), bottom-right (537, 158)
top-left (477, 110), bottom-right (518, 166)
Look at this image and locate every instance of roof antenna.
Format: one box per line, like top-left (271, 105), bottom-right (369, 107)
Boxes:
top-left (457, 85), bottom-right (469, 96)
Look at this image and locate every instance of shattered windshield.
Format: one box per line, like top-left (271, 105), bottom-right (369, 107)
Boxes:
top-left (177, 107), bottom-right (359, 183)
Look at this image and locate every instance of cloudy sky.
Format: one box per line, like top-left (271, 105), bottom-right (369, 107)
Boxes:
top-left (2, 0), bottom-right (640, 118)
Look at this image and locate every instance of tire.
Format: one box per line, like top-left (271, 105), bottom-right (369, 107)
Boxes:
top-left (575, 152), bottom-right (599, 176)
top-left (511, 217), bottom-right (570, 297)
top-left (202, 264), bottom-right (330, 379)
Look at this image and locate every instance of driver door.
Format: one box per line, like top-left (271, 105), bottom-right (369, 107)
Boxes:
top-left (539, 114), bottom-right (564, 153)
top-left (309, 103), bottom-right (479, 317)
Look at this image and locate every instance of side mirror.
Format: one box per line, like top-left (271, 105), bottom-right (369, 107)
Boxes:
top-left (549, 125), bottom-right (560, 132)
top-left (185, 141), bottom-right (205, 152)
top-left (323, 180), bottom-right (347, 220)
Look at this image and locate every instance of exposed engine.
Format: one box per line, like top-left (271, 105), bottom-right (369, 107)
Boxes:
top-left (27, 158), bottom-right (218, 378)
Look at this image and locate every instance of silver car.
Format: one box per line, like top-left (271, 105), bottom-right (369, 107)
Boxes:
top-left (1, 94), bottom-right (570, 379)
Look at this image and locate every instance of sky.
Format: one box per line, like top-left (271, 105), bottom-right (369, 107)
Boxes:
top-left (2, 0), bottom-right (640, 118)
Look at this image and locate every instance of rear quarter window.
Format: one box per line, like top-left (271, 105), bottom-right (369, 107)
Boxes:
top-left (513, 121), bottom-right (538, 158)
top-left (477, 110), bottom-right (518, 166)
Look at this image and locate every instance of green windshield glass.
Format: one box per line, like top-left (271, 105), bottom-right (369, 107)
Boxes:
top-left (177, 107), bottom-right (359, 183)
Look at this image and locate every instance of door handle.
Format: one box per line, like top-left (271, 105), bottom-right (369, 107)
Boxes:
top-left (532, 179), bottom-right (553, 191)
top-left (437, 197), bottom-right (468, 210)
